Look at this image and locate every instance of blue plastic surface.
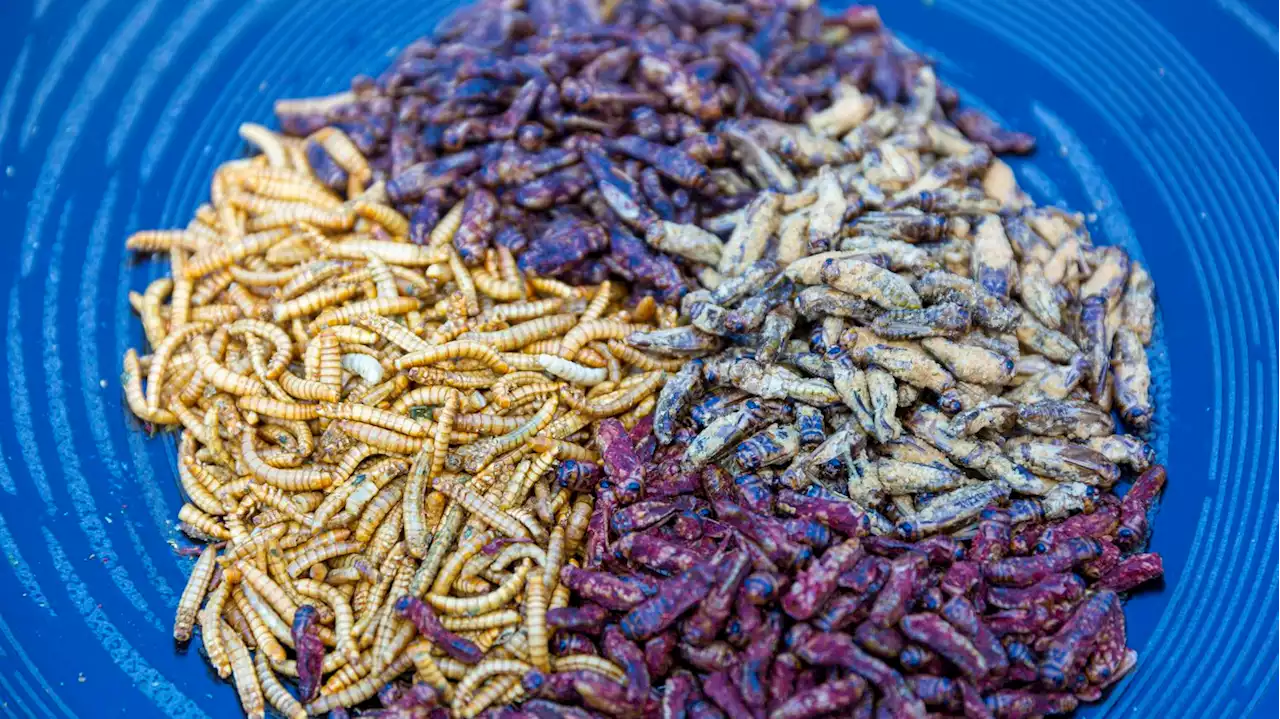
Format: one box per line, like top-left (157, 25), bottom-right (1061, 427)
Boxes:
top-left (0, 0), bottom-right (1275, 716)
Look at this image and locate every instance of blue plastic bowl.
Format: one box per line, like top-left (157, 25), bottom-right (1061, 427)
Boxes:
top-left (0, 0), bottom-right (1275, 716)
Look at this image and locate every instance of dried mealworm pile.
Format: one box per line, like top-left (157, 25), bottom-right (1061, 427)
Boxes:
top-left (122, 126), bottom-right (685, 718)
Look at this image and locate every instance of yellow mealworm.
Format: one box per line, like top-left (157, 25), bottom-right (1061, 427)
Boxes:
top-left (277, 370), bottom-right (339, 402)
top-left (410, 505), bottom-right (465, 597)
top-left (185, 229), bottom-right (291, 279)
top-left (296, 578), bottom-right (359, 661)
top-left (366, 510), bottom-right (404, 586)
top-left (480, 298), bottom-right (564, 325)
top-left (272, 284), bottom-right (362, 323)
top-left (253, 648), bottom-right (306, 719)
top-left (200, 579), bottom-right (234, 677)
top-left (471, 267), bottom-right (525, 301)
top-left (125, 229), bottom-right (203, 253)
top-left (237, 561), bottom-right (299, 624)
top-left (348, 199), bottom-right (409, 237)
top-left (245, 204), bottom-right (354, 232)
top-left (355, 545), bottom-right (404, 633)
top-left (178, 454), bottom-right (225, 517)
top-left (536, 354), bottom-right (608, 385)
top-left (580, 280), bottom-right (613, 322)
top-left (173, 546), bottom-right (217, 642)
top-left (423, 201), bottom-right (463, 247)
top-left (457, 676), bottom-right (524, 719)
top-left (449, 413), bottom-right (528, 436)
top-left (431, 529), bottom-right (494, 596)
top-left (232, 587), bottom-right (287, 663)
top-left (621, 393), bottom-right (657, 429)
top-left (241, 431), bottom-right (331, 490)
top-left (191, 269), bottom-right (236, 306)
top-left (305, 653), bottom-right (414, 715)
top-left (422, 489), bottom-right (448, 534)
top-left (427, 559), bottom-right (530, 616)
top-left (311, 125), bottom-right (371, 181)
top-left (318, 402), bottom-right (428, 437)
top-left (169, 249), bottom-right (194, 330)
top-left (241, 169), bottom-right (342, 209)
top-left (542, 525), bottom-right (566, 592)
top-left (407, 640), bottom-right (454, 701)
top-left (326, 324), bottom-right (381, 345)
top-left (354, 479), bottom-right (405, 544)
top-left (222, 621), bottom-right (266, 719)
top-left (454, 658), bottom-right (534, 708)
top-left (139, 277), bottom-right (173, 348)
top-left (236, 396), bottom-right (319, 421)
top-left (283, 528), bottom-right (351, 563)
top-left (228, 263), bottom-right (306, 288)
top-left (191, 334), bottom-right (265, 397)
top-left (440, 609), bottom-right (522, 633)
top-left (285, 540), bottom-right (363, 578)
top-left (556, 319), bottom-right (641, 360)
top-left (604, 339), bottom-right (688, 370)
top-left (264, 544), bottom-right (318, 621)
top-left (126, 350), bottom-right (181, 422)
top-left (248, 484), bottom-right (309, 526)
top-left (227, 319), bottom-right (292, 378)
top-left (465, 394), bottom-right (559, 472)
top-left (553, 654), bottom-right (627, 682)
top-left (337, 420), bottom-right (424, 454)
top-left (342, 457), bottom-right (410, 516)
top-left (463, 314), bottom-right (578, 352)
top-left (394, 340), bottom-right (512, 374)
top-left (454, 575), bottom-right (494, 596)
top-left (388, 386), bottom-right (472, 415)
top-left (489, 543), bottom-right (546, 573)
top-left (496, 352), bottom-right (545, 373)
top-left (310, 296), bottom-right (421, 332)
top-left (314, 331), bottom-right (342, 391)
top-left (239, 123), bottom-right (289, 168)
top-left (220, 524), bottom-right (288, 565)
top-left (353, 313), bottom-right (431, 353)
top-left (242, 581), bottom-right (302, 651)
top-left (223, 604), bottom-right (255, 650)
top-left (560, 370), bottom-right (664, 418)
top-left (320, 653), bottom-right (371, 696)
top-left (527, 276), bottom-right (581, 299)
top-left (548, 577), bottom-right (572, 612)
top-left (178, 503), bottom-right (230, 540)
top-left (506, 507), bottom-right (548, 544)
top-left (325, 237), bottom-right (446, 266)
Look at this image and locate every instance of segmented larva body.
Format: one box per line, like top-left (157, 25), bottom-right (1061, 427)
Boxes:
top-left (454, 658), bottom-right (534, 709)
top-left (395, 341), bottom-right (513, 374)
top-left (173, 546), bottom-right (217, 642)
top-left (237, 562), bottom-right (299, 624)
top-left (524, 572), bottom-right (550, 672)
top-left (253, 648), bottom-right (307, 719)
top-left (231, 587), bottom-right (287, 663)
top-left (552, 654), bottom-right (627, 682)
top-left (427, 560), bottom-right (531, 616)
top-left (296, 578), bottom-right (359, 662)
top-left (222, 620), bottom-right (266, 719)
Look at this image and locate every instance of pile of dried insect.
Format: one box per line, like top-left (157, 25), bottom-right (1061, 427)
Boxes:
top-left (562, 60), bottom-right (1166, 719)
top-left (512, 422), bottom-right (1164, 718)
top-left (123, 126), bottom-right (692, 718)
top-left (271, 0), bottom-right (1031, 301)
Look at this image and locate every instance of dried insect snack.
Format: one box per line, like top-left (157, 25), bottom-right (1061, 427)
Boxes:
top-left (124, 129), bottom-right (678, 717)
top-left (540, 422), bottom-right (1164, 718)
